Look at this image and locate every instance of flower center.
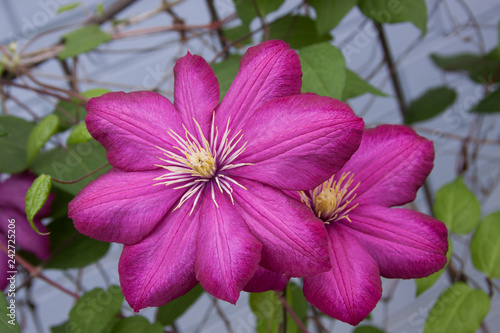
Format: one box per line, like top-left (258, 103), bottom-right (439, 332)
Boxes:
top-left (154, 114), bottom-right (251, 213)
top-left (187, 148), bottom-right (216, 177)
top-left (299, 172), bottom-right (360, 224)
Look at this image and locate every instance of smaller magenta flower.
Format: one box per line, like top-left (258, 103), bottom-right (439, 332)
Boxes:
top-left (257, 125), bottom-right (447, 325)
top-left (0, 173), bottom-right (52, 290)
top-left (69, 40), bottom-right (364, 310)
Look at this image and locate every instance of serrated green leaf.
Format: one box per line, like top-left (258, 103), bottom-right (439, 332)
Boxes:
top-left (59, 24), bottom-right (112, 59)
top-left (308, 0), bottom-right (358, 34)
top-left (67, 122), bottom-right (93, 145)
top-left (433, 177), bottom-right (481, 234)
top-left (342, 69), bottom-right (387, 100)
top-left (0, 295), bottom-right (21, 333)
top-left (405, 87), bottom-right (457, 124)
top-left (57, 2), bottom-right (80, 13)
top-left (32, 140), bottom-right (110, 195)
top-left (110, 316), bottom-right (163, 333)
top-left (156, 284), bottom-right (203, 326)
top-left (47, 217), bottom-right (109, 269)
top-left (235, 0), bottom-right (285, 25)
top-left (358, 0), bottom-right (427, 34)
top-left (424, 283), bottom-right (490, 333)
top-left (471, 211), bottom-right (500, 278)
top-left (471, 88), bottom-right (500, 113)
top-left (353, 326), bottom-right (385, 333)
top-left (68, 286), bottom-right (123, 333)
top-left (431, 53), bottom-right (500, 83)
top-left (300, 43), bottom-right (346, 99)
top-left (269, 15), bottom-right (331, 50)
top-left (25, 174), bottom-right (52, 235)
top-left (211, 55), bottom-right (241, 101)
top-left (0, 116), bottom-right (35, 173)
top-left (26, 114), bottom-right (59, 165)
top-left (416, 240), bottom-right (453, 296)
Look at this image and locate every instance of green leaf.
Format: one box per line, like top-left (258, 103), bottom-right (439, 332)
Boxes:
top-left (415, 240), bottom-right (453, 296)
top-left (250, 284), bottom-right (307, 333)
top-left (26, 114), bottom-right (59, 165)
top-left (53, 100), bottom-right (85, 130)
top-left (358, 0), bottom-right (427, 34)
top-left (59, 24), bottom-right (112, 60)
top-left (57, 2), bottom-right (80, 13)
top-left (25, 174), bottom-right (52, 235)
top-left (405, 87), bottom-right (457, 124)
top-left (223, 25), bottom-right (252, 45)
top-left (300, 43), bottom-right (346, 99)
top-left (353, 326), bottom-right (385, 333)
top-left (68, 286), bottom-right (123, 333)
top-left (269, 15), bottom-right (331, 50)
top-left (235, 0), bottom-right (285, 25)
top-left (110, 317), bottom-right (163, 333)
top-left (431, 53), bottom-right (500, 83)
top-left (433, 177), bottom-right (481, 234)
top-left (250, 290), bottom-right (282, 333)
top-left (47, 217), bottom-right (110, 269)
top-left (0, 116), bottom-right (34, 173)
top-left (342, 69), bottom-right (387, 100)
top-left (67, 122), bottom-right (93, 145)
top-left (96, 3), bottom-right (104, 15)
top-left (156, 284), bottom-right (203, 326)
top-left (424, 283), bottom-right (490, 333)
top-left (81, 88), bottom-right (111, 99)
top-left (31, 140), bottom-right (110, 195)
top-left (471, 88), bottom-right (500, 113)
top-left (0, 295), bottom-right (21, 333)
top-left (308, 0), bottom-right (358, 34)
top-left (211, 55), bottom-right (241, 101)
top-left (0, 61), bottom-right (4, 77)
top-left (471, 211), bottom-right (500, 278)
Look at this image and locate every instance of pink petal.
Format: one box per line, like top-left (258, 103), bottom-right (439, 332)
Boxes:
top-left (346, 205), bottom-right (448, 278)
top-left (69, 168), bottom-right (182, 245)
top-left (340, 125), bottom-right (434, 207)
top-left (215, 40), bottom-right (302, 131)
top-left (0, 243), bottom-right (10, 290)
top-left (174, 52), bottom-right (220, 139)
top-left (195, 188), bottom-right (261, 304)
top-left (119, 197), bottom-right (201, 311)
top-left (244, 266), bottom-right (289, 293)
top-left (303, 224), bottom-right (382, 326)
top-left (0, 208), bottom-right (50, 260)
top-left (233, 179), bottom-right (331, 276)
top-left (229, 94), bottom-right (363, 190)
top-left (85, 91), bottom-right (185, 171)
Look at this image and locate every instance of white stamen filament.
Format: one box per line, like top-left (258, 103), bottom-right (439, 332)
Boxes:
top-left (155, 114), bottom-right (250, 213)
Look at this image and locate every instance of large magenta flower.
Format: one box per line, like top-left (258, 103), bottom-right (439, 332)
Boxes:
top-left (266, 125), bottom-right (447, 325)
top-left (0, 173), bottom-right (52, 290)
top-left (68, 40), bottom-right (364, 310)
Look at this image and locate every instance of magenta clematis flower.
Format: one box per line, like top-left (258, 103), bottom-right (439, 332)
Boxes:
top-left (279, 125), bottom-right (447, 325)
top-left (0, 173), bottom-right (52, 290)
top-left (68, 40), bottom-right (364, 310)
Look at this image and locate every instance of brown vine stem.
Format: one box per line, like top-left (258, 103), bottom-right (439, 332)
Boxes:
top-left (374, 22), bottom-right (435, 212)
top-left (0, 242), bottom-right (79, 299)
top-left (52, 163), bottom-right (110, 184)
top-left (0, 79), bottom-right (75, 103)
top-left (275, 291), bottom-right (310, 333)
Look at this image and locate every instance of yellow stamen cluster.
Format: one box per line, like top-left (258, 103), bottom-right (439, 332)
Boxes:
top-left (299, 172), bottom-right (360, 224)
